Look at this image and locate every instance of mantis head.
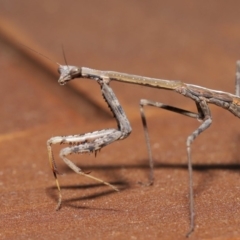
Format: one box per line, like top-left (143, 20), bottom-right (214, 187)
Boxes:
top-left (57, 65), bottom-right (82, 85)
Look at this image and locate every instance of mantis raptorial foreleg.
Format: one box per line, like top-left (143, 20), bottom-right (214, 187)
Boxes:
top-left (47, 80), bottom-right (132, 210)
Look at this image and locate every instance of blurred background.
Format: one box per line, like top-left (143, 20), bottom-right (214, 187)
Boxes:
top-left (1, 1), bottom-right (240, 239)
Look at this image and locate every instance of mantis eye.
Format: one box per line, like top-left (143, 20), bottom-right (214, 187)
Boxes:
top-left (69, 67), bottom-right (81, 77)
top-left (70, 67), bottom-right (78, 74)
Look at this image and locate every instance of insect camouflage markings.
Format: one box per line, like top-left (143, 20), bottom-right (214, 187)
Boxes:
top-left (47, 61), bottom-right (240, 237)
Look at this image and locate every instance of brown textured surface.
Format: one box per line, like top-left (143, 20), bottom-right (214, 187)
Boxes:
top-left (1, 1), bottom-right (240, 239)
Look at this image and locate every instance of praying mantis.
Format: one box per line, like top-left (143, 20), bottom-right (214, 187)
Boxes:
top-left (46, 59), bottom-right (240, 237)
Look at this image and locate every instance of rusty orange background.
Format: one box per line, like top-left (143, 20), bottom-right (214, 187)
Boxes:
top-left (1, 1), bottom-right (240, 239)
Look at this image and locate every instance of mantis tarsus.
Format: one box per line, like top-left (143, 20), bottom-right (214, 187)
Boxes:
top-left (47, 60), bottom-right (240, 237)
